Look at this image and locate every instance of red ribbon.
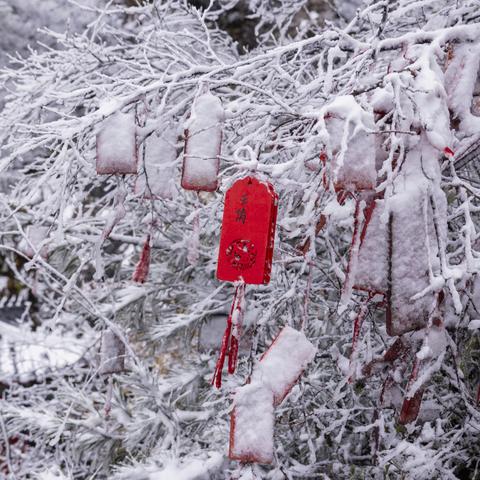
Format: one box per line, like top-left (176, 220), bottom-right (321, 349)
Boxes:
top-left (212, 283), bottom-right (245, 388)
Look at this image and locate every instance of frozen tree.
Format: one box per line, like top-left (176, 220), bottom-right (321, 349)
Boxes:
top-left (0, 0), bottom-right (480, 479)
top-left (0, 0), bottom-right (99, 68)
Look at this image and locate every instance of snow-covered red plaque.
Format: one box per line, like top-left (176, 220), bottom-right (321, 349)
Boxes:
top-left (229, 382), bottom-right (274, 464)
top-left (99, 330), bottom-right (126, 375)
top-left (387, 188), bottom-right (440, 336)
top-left (96, 112), bottom-right (137, 175)
top-left (322, 97), bottom-right (377, 193)
top-left (251, 326), bottom-right (316, 406)
top-left (181, 91), bottom-right (224, 191)
top-left (352, 198), bottom-right (388, 296)
top-left (217, 176), bottom-right (278, 285)
top-left (135, 126), bottom-right (177, 199)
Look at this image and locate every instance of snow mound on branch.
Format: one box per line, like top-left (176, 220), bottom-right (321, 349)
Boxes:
top-left (415, 55), bottom-right (452, 152)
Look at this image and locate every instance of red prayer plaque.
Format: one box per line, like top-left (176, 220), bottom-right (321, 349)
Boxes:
top-left (252, 326), bottom-right (316, 406)
top-left (217, 176), bottom-right (278, 285)
top-left (386, 191), bottom-right (435, 337)
top-left (96, 112), bottom-right (138, 175)
top-left (181, 92), bottom-right (223, 191)
top-left (229, 383), bottom-right (274, 464)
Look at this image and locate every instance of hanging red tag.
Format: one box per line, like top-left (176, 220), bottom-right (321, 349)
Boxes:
top-left (96, 112), bottom-right (138, 175)
top-left (387, 189), bottom-right (437, 336)
top-left (217, 176), bottom-right (278, 285)
top-left (229, 383), bottom-right (274, 464)
top-left (251, 326), bottom-right (316, 406)
top-left (132, 235), bottom-right (151, 283)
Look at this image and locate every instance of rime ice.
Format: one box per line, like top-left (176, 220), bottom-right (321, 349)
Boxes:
top-left (19, 225), bottom-right (50, 259)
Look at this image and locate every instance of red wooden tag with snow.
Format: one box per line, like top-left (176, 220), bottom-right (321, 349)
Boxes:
top-left (251, 326), bottom-right (316, 406)
top-left (229, 383), bottom-right (274, 464)
top-left (135, 126), bottom-right (177, 199)
top-left (387, 189), bottom-right (438, 336)
top-left (181, 91), bottom-right (223, 191)
top-left (96, 112), bottom-right (138, 175)
top-left (321, 105), bottom-right (377, 194)
top-left (217, 176), bottom-right (278, 285)
top-left (99, 330), bottom-right (126, 375)
top-left (352, 198), bottom-right (388, 296)
top-left (229, 326), bottom-right (315, 464)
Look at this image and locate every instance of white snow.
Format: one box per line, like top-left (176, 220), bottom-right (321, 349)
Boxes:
top-left (113, 452), bottom-right (223, 480)
top-left (181, 91), bottom-right (223, 191)
top-left (0, 319), bottom-right (90, 384)
top-left (468, 319), bottom-right (480, 330)
top-left (96, 112), bottom-right (137, 175)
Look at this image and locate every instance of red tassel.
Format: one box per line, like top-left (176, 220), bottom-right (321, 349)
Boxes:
top-left (132, 235), bottom-right (151, 283)
top-left (228, 283), bottom-right (245, 375)
top-left (212, 283), bottom-right (245, 388)
top-left (444, 146), bottom-right (454, 157)
top-left (399, 389), bottom-right (424, 425)
top-left (399, 358), bottom-right (423, 425)
top-left (348, 296), bottom-right (371, 383)
top-left (212, 311), bottom-right (233, 389)
top-left (228, 336), bottom-right (239, 375)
